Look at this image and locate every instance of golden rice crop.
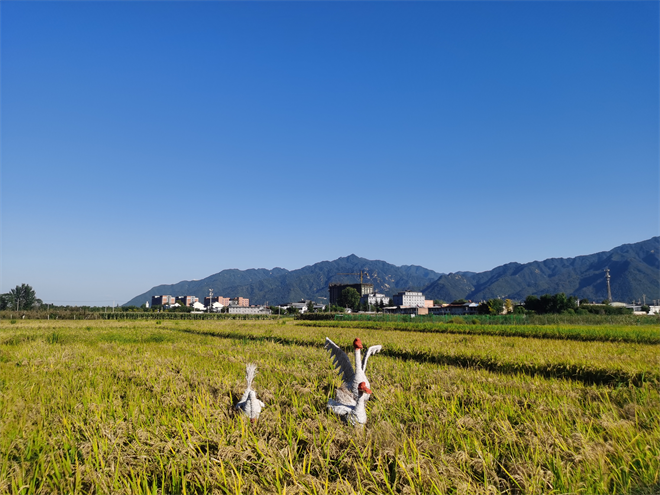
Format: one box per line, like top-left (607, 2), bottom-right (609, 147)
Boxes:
top-left (0, 319), bottom-right (658, 494)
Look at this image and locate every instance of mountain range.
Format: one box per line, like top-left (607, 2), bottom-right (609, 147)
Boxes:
top-left (123, 237), bottom-right (660, 307)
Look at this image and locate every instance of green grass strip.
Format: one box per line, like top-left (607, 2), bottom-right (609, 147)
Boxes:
top-left (296, 321), bottom-right (660, 344)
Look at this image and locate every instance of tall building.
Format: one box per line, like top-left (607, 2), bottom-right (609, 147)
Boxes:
top-left (329, 283), bottom-right (374, 305)
top-left (204, 296), bottom-right (230, 307)
top-left (230, 297), bottom-right (249, 307)
top-left (392, 291), bottom-right (425, 307)
top-left (175, 296), bottom-right (199, 306)
top-left (151, 295), bottom-right (176, 307)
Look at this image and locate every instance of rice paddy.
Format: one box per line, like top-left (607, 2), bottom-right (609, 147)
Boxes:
top-left (1, 319), bottom-right (658, 494)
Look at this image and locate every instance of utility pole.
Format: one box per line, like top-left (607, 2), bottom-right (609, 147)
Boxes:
top-left (605, 269), bottom-right (612, 302)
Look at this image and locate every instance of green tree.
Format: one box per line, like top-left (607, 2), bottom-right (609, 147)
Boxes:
top-left (524, 295), bottom-right (541, 314)
top-left (306, 301), bottom-right (315, 313)
top-left (5, 284), bottom-right (39, 311)
top-left (540, 294), bottom-right (554, 313)
top-left (338, 287), bottom-right (360, 310)
top-left (487, 298), bottom-right (505, 315)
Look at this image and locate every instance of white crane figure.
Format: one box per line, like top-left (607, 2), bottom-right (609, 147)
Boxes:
top-left (235, 363), bottom-right (265, 423)
top-left (327, 381), bottom-right (372, 426)
top-left (325, 337), bottom-right (381, 400)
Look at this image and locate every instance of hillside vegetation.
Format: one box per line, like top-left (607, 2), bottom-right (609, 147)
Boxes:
top-left (124, 237), bottom-right (660, 306)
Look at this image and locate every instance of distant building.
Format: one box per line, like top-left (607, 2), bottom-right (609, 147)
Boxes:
top-left (176, 296), bottom-right (199, 307)
top-left (228, 306), bottom-right (271, 315)
top-left (392, 291), bottom-right (425, 307)
top-left (230, 297), bottom-right (249, 307)
top-left (360, 293), bottom-right (390, 307)
top-left (205, 296), bottom-right (230, 307)
top-left (289, 300), bottom-right (311, 313)
top-left (384, 306), bottom-right (429, 315)
top-left (626, 303), bottom-right (660, 315)
top-left (428, 302), bottom-right (479, 315)
top-left (329, 283), bottom-right (374, 305)
top-left (192, 301), bottom-right (206, 311)
top-left (151, 295), bottom-right (176, 307)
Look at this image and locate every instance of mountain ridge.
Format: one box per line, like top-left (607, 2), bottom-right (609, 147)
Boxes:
top-left (123, 238), bottom-right (660, 306)
top-left (124, 254), bottom-right (442, 307)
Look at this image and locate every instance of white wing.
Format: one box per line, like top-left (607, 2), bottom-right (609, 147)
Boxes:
top-left (324, 337), bottom-right (355, 387)
top-left (327, 399), bottom-right (353, 417)
top-left (236, 363), bottom-right (256, 408)
top-left (362, 345), bottom-right (382, 372)
top-left (245, 363), bottom-right (258, 389)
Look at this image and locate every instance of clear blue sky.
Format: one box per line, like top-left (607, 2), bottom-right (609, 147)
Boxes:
top-left (2, 1), bottom-right (658, 305)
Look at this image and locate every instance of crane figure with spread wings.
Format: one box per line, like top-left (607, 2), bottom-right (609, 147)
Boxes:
top-left (324, 337), bottom-right (381, 401)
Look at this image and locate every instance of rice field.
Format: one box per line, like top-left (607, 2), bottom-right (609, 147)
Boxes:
top-left (1, 319), bottom-right (658, 494)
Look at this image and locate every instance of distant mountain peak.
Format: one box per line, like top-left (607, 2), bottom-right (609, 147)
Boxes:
top-left (423, 237), bottom-right (659, 303)
top-left (123, 238), bottom-right (659, 307)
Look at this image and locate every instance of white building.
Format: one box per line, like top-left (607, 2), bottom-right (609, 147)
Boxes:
top-left (289, 301), bottom-right (310, 313)
top-left (626, 303), bottom-right (660, 315)
top-left (360, 293), bottom-right (390, 307)
top-left (392, 291), bottom-right (425, 307)
top-left (429, 302), bottom-right (480, 315)
top-left (228, 306), bottom-right (272, 315)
